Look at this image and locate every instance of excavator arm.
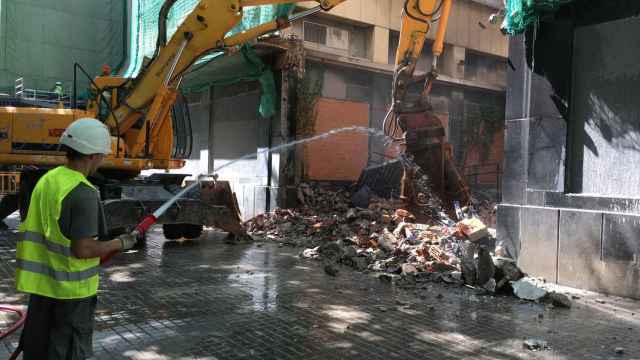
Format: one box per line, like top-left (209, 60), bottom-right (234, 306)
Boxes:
top-left (386, 0), bottom-right (453, 139)
top-left (385, 0), bottom-right (469, 209)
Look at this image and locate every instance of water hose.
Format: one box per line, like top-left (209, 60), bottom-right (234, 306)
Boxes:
top-left (0, 306), bottom-right (25, 339)
top-left (0, 306), bottom-right (26, 359)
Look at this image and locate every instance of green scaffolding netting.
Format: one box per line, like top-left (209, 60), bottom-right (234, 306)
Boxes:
top-left (501, 0), bottom-right (576, 35)
top-left (125, 1), bottom-right (294, 117)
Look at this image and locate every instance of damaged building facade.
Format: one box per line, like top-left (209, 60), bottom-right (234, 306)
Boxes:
top-left (498, 1), bottom-right (640, 299)
top-left (181, 0), bottom-right (508, 219)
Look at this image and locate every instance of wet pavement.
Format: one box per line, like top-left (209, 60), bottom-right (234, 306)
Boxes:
top-left (1, 219), bottom-right (640, 359)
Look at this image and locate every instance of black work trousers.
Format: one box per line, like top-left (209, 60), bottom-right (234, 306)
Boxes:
top-left (18, 294), bottom-right (97, 360)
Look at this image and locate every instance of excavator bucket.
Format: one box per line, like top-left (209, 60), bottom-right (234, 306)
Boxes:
top-left (197, 180), bottom-right (246, 237)
top-left (400, 109), bottom-right (471, 208)
top-left (101, 176), bottom-right (247, 241)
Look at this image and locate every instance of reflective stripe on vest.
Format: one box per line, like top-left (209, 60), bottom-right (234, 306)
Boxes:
top-left (16, 166), bottom-right (100, 299)
top-left (16, 259), bottom-right (98, 282)
top-left (20, 231), bottom-right (72, 257)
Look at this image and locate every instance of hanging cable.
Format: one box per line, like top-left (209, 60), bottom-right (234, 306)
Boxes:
top-left (74, 63), bottom-right (122, 157)
top-left (403, 0), bottom-right (442, 24)
top-left (417, 0), bottom-right (444, 17)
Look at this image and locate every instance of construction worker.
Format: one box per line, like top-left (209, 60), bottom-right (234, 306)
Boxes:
top-left (52, 81), bottom-right (63, 98)
top-left (14, 118), bottom-right (138, 359)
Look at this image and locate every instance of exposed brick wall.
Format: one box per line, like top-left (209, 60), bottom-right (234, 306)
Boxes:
top-left (462, 130), bottom-right (504, 185)
top-left (305, 98), bottom-right (369, 181)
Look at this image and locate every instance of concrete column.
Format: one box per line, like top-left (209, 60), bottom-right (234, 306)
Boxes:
top-left (278, 70), bottom-right (295, 208)
top-left (441, 45), bottom-right (466, 79)
top-left (448, 90), bottom-right (465, 166)
top-left (208, 86), bottom-right (216, 173)
top-left (371, 26), bottom-right (390, 64)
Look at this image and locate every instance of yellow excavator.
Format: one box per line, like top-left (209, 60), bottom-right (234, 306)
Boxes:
top-left (0, 0), bottom-right (459, 239)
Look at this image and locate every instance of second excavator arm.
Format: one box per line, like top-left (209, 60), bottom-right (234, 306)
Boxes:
top-left (386, 0), bottom-right (453, 140)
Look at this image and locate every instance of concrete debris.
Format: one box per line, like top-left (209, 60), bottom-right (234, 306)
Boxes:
top-left (460, 241), bottom-right (478, 286)
top-left (523, 338), bottom-right (549, 351)
top-left (512, 277), bottom-right (548, 301)
top-left (324, 263), bottom-right (340, 276)
top-left (476, 246), bottom-right (496, 286)
top-left (547, 292), bottom-right (572, 308)
top-left (494, 257), bottom-right (524, 290)
top-left (481, 278), bottom-right (497, 293)
top-left (248, 183), bottom-right (541, 300)
top-left (301, 246), bottom-right (320, 259)
top-left (457, 218), bottom-right (490, 242)
top-left (346, 208), bottom-right (358, 221)
top-left (441, 271), bottom-right (463, 285)
top-left (401, 263), bottom-right (418, 275)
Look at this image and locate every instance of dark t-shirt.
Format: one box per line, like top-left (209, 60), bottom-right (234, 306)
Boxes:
top-left (58, 182), bottom-right (108, 241)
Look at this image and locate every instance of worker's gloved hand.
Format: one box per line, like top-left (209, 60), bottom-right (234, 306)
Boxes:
top-left (118, 231), bottom-right (139, 251)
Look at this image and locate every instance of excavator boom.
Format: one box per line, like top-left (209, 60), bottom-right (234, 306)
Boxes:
top-left (102, 0), bottom-right (348, 163)
top-left (385, 0), bottom-right (470, 209)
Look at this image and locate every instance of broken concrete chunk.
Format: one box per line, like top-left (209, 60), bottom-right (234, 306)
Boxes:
top-left (370, 260), bottom-right (387, 272)
top-left (481, 278), bottom-right (497, 293)
top-left (494, 257), bottom-right (523, 279)
top-left (457, 218), bottom-right (489, 242)
top-left (460, 241), bottom-right (477, 286)
top-left (395, 209), bottom-right (416, 221)
top-left (378, 228), bottom-right (398, 252)
top-left (401, 263), bottom-right (418, 275)
top-left (280, 222), bottom-right (294, 233)
top-left (346, 208), bottom-right (358, 221)
top-left (393, 222), bottom-right (408, 238)
top-left (441, 271), bottom-right (464, 285)
top-left (319, 241), bottom-right (344, 262)
top-left (512, 277), bottom-right (547, 301)
top-left (547, 292), bottom-right (572, 309)
top-left (301, 247), bottom-right (320, 259)
top-left (324, 263), bottom-right (339, 276)
top-left (523, 338), bottom-right (549, 351)
top-left (476, 246), bottom-right (495, 286)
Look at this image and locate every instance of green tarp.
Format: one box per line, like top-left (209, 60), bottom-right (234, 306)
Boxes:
top-left (502, 0), bottom-right (576, 35)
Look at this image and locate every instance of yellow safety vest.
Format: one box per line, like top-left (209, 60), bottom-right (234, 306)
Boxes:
top-left (16, 166), bottom-right (100, 299)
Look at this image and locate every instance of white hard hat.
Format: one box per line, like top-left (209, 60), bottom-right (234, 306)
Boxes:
top-left (60, 118), bottom-right (112, 155)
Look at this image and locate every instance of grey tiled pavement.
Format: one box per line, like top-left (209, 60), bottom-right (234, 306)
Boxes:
top-left (1, 220), bottom-right (640, 359)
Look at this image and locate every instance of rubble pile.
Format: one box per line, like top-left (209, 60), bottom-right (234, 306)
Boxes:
top-left (246, 182), bottom-right (569, 305)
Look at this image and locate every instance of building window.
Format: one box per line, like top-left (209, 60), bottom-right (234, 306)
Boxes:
top-left (303, 21), bottom-right (349, 51)
top-left (304, 22), bottom-right (327, 45)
